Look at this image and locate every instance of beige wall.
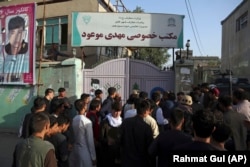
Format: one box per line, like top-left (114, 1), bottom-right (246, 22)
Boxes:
top-left (0, 0), bottom-right (106, 66)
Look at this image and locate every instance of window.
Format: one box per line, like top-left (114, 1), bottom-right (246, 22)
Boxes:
top-left (236, 11), bottom-right (248, 32)
top-left (37, 16), bottom-right (68, 51)
top-left (105, 47), bottom-right (118, 57)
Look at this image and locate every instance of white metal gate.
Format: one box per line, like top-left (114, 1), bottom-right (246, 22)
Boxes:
top-left (83, 58), bottom-right (175, 103)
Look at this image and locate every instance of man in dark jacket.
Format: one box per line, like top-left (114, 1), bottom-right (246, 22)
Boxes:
top-left (20, 96), bottom-right (46, 138)
top-left (149, 108), bottom-right (192, 167)
top-left (99, 87), bottom-right (117, 120)
top-left (173, 109), bottom-right (218, 151)
top-left (43, 88), bottom-right (55, 114)
top-left (120, 99), bottom-right (154, 167)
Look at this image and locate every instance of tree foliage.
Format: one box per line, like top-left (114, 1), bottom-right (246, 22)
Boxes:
top-left (133, 48), bottom-right (170, 68)
top-left (130, 6), bottom-right (170, 68)
top-left (132, 6), bottom-right (145, 13)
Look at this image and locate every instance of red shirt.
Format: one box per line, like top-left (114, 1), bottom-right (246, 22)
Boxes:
top-left (86, 111), bottom-right (100, 141)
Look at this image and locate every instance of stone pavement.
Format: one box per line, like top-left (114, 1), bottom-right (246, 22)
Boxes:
top-left (0, 129), bottom-right (20, 167)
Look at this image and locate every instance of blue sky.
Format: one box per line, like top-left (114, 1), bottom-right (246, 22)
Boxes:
top-left (116, 0), bottom-right (242, 63)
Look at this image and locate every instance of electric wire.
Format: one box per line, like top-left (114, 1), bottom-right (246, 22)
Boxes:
top-left (187, 0), bottom-right (205, 55)
top-left (185, 0), bottom-right (203, 56)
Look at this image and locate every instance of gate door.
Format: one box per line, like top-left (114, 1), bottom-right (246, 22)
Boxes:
top-left (83, 58), bottom-right (175, 103)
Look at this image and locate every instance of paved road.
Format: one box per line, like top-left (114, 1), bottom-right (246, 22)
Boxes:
top-left (0, 129), bottom-right (20, 167)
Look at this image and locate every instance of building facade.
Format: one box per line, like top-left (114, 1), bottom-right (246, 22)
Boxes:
top-left (175, 49), bottom-right (220, 85)
top-left (221, 0), bottom-right (250, 80)
top-left (0, 0), bottom-right (123, 68)
top-left (191, 56), bottom-right (220, 85)
top-left (0, 0), bottom-right (123, 129)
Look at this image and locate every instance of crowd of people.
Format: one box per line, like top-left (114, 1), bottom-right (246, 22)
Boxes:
top-left (12, 83), bottom-right (250, 167)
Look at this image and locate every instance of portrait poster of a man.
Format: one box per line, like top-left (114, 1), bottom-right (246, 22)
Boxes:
top-left (0, 3), bottom-right (36, 85)
top-left (5, 16), bottom-right (28, 55)
top-left (3, 15), bottom-right (29, 82)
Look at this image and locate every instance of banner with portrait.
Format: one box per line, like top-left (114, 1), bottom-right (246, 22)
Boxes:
top-left (0, 3), bottom-right (36, 85)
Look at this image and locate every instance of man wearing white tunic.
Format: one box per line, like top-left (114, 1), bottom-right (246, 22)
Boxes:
top-left (69, 99), bottom-right (96, 167)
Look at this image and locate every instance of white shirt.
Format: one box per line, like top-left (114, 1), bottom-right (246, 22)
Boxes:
top-left (69, 115), bottom-right (96, 167)
top-left (124, 108), bottom-right (137, 119)
top-left (233, 100), bottom-right (250, 121)
top-left (143, 115), bottom-right (159, 138)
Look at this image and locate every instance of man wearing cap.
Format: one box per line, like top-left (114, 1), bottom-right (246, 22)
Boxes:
top-left (176, 95), bottom-right (193, 135)
top-left (208, 87), bottom-right (220, 112)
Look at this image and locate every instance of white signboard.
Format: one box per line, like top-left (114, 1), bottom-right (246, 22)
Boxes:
top-left (72, 12), bottom-right (184, 48)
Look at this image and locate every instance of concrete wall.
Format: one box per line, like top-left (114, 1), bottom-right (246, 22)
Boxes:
top-left (175, 59), bottom-right (194, 94)
top-left (36, 58), bottom-right (83, 100)
top-left (0, 58), bottom-right (83, 130)
top-left (221, 0), bottom-right (250, 79)
top-left (0, 85), bottom-right (35, 130)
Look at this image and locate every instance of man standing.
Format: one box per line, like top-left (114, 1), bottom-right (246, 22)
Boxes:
top-left (144, 99), bottom-right (159, 139)
top-left (69, 99), bottom-right (96, 167)
top-left (218, 95), bottom-right (247, 150)
top-left (232, 88), bottom-right (250, 122)
top-left (232, 89), bottom-right (250, 150)
top-left (151, 91), bottom-right (168, 133)
top-left (12, 112), bottom-right (57, 167)
top-left (174, 109), bottom-right (218, 150)
top-left (43, 88), bottom-right (55, 114)
top-left (99, 101), bottom-right (123, 167)
top-left (46, 114), bottom-right (71, 167)
top-left (177, 95), bottom-right (193, 135)
top-left (207, 87), bottom-right (220, 111)
top-left (149, 108), bottom-right (192, 167)
top-left (51, 88), bottom-right (71, 114)
top-left (20, 96), bottom-right (46, 138)
top-left (46, 43), bottom-right (70, 61)
top-left (86, 99), bottom-right (102, 144)
top-left (100, 87), bottom-right (117, 120)
top-left (94, 89), bottom-right (103, 102)
top-left (86, 99), bottom-right (102, 167)
top-left (120, 99), bottom-right (154, 167)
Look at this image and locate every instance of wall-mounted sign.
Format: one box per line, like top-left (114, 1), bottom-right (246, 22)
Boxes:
top-left (72, 12), bottom-right (184, 48)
